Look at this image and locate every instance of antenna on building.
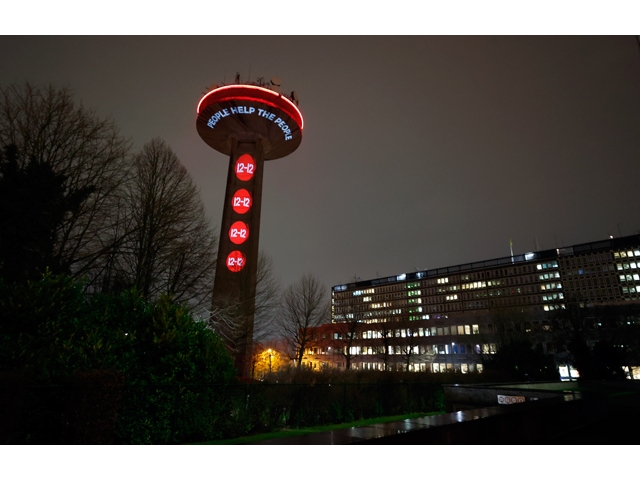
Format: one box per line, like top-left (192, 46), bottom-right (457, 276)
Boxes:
top-left (509, 239), bottom-right (514, 263)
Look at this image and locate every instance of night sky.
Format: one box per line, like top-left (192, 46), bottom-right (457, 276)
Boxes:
top-left (2, 36), bottom-right (639, 293)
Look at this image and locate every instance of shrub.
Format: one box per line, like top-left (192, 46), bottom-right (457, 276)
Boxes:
top-left (0, 273), bottom-right (236, 443)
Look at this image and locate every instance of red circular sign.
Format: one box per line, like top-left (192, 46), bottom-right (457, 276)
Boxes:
top-left (235, 154), bottom-right (256, 181)
top-left (232, 189), bottom-right (252, 214)
top-left (229, 221), bottom-right (249, 245)
top-left (226, 250), bottom-right (246, 272)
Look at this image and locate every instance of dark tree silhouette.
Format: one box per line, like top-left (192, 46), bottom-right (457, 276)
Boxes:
top-left (0, 82), bottom-right (131, 284)
top-left (0, 144), bottom-right (93, 282)
top-left (483, 338), bottom-right (558, 381)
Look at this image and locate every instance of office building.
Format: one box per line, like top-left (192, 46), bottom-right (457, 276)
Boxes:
top-left (302, 234), bottom-right (640, 378)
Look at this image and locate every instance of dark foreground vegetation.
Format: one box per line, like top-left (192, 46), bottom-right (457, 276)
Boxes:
top-left (0, 272), bottom-right (455, 444)
top-left (0, 272), bottom-right (237, 444)
top-left (2, 370), bottom-right (452, 444)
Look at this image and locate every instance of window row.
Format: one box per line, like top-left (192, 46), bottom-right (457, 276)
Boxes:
top-left (348, 343), bottom-right (496, 356)
top-left (614, 250), bottom-right (640, 259)
top-left (346, 324), bottom-right (482, 340)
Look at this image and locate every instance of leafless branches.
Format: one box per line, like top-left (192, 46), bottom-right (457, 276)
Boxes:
top-left (331, 306), bottom-right (362, 370)
top-left (112, 138), bottom-right (217, 308)
top-left (0, 82), bottom-right (131, 281)
top-left (203, 251), bottom-right (281, 352)
top-left (278, 274), bottom-right (330, 366)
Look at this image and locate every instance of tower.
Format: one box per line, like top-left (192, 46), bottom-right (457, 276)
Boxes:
top-left (196, 78), bottom-right (303, 376)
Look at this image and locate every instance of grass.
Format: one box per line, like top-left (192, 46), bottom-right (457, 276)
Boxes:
top-left (196, 411), bottom-right (444, 445)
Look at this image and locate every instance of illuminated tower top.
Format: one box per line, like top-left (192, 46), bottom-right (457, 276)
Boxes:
top-left (196, 80), bottom-right (303, 160)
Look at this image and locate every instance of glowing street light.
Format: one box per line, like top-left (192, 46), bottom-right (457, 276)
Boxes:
top-left (267, 348), bottom-right (273, 373)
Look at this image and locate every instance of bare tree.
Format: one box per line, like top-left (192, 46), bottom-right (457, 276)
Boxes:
top-left (378, 319), bottom-right (396, 371)
top-left (204, 251), bottom-right (281, 354)
top-left (331, 305), bottom-right (362, 369)
top-left (397, 319), bottom-right (435, 371)
top-left (113, 138), bottom-right (217, 308)
top-left (278, 274), bottom-right (330, 366)
top-left (0, 82), bottom-right (131, 283)
top-left (0, 85), bottom-right (218, 310)
top-left (253, 252), bottom-right (282, 341)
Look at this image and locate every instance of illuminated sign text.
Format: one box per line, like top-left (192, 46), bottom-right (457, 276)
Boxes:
top-left (207, 106), bottom-right (294, 141)
top-left (229, 221), bottom-right (249, 245)
top-left (226, 250), bottom-right (246, 272)
top-left (232, 189), bottom-right (252, 214)
top-left (235, 154), bottom-right (256, 181)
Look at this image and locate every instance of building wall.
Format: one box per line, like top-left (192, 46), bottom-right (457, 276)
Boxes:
top-left (319, 235), bottom-right (640, 374)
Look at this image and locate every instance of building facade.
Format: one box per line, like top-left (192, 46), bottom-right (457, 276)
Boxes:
top-left (302, 234), bottom-right (640, 378)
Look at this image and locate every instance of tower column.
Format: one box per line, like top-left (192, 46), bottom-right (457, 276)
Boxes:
top-left (212, 139), bottom-right (265, 377)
